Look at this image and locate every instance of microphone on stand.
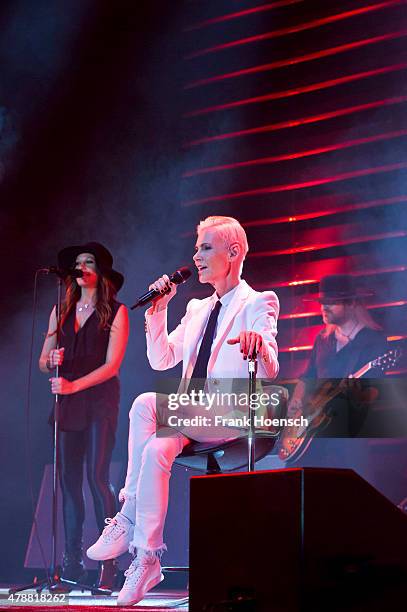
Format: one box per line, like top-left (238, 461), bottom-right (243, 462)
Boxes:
top-left (39, 267), bottom-right (84, 279)
top-left (131, 266), bottom-right (192, 309)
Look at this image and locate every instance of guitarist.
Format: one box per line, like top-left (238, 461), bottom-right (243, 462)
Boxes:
top-left (288, 274), bottom-right (389, 438)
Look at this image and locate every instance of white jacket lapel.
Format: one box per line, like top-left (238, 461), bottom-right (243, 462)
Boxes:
top-left (207, 280), bottom-right (252, 373)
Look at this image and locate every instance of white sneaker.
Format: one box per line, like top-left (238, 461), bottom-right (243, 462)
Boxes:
top-left (86, 513), bottom-right (133, 561)
top-left (117, 552), bottom-right (164, 606)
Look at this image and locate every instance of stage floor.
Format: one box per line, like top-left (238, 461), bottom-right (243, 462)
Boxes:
top-left (0, 587), bottom-right (189, 610)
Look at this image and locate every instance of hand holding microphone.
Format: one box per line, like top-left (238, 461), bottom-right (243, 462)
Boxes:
top-left (131, 267), bottom-right (191, 310)
top-left (148, 274), bottom-right (178, 313)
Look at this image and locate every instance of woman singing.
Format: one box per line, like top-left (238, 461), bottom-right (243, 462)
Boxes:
top-left (39, 242), bottom-right (129, 590)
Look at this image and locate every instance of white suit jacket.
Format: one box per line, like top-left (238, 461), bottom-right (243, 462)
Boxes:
top-left (145, 280), bottom-right (279, 382)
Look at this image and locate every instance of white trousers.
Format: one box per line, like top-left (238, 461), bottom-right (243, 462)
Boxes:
top-left (119, 392), bottom-right (190, 553)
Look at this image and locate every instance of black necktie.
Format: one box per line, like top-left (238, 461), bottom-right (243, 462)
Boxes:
top-left (189, 300), bottom-right (222, 386)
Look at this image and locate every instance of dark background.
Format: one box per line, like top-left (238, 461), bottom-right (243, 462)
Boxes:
top-left (1, 0), bottom-right (406, 584)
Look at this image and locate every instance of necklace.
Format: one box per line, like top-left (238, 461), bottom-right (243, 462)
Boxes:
top-left (76, 302), bottom-right (94, 313)
top-left (337, 321), bottom-right (359, 341)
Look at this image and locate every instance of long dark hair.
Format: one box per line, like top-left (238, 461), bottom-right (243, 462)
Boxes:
top-left (58, 271), bottom-right (117, 332)
top-left (322, 300), bottom-right (382, 337)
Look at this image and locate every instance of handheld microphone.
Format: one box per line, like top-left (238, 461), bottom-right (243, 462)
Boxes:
top-left (131, 267), bottom-right (192, 309)
top-left (39, 267), bottom-right (84, 279)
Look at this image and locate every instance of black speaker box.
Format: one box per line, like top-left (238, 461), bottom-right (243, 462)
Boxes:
top-left (189, 468), bottom-right (407, 611)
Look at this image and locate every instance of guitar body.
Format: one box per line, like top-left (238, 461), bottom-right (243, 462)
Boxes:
top-left (278, 349), bottom-right (400, 464)
top-left (278, 399), bottom-right (333, 463)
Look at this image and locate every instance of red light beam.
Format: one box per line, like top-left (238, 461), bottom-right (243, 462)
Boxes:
top-left (185, 96), bottom-right (407, 148)
top-left (184, 29), bottom-right (407, 89)
top-left (184, 0), bottom-right (303, 32)
top-left (184, 1), bottom-right (407, 60)
top-left (183, 131), bottom-right (407, 178)
top-left (182, 162), bottom-right (407, 207)
top-left (184, 63), bottom-right (407, 117)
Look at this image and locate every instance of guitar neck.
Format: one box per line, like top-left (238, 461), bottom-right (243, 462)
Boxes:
top-left (307, 361), bottom-right (373, 414)
top-left (351, 362), bottom-right (373, 379)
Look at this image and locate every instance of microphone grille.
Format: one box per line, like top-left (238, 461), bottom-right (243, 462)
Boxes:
top-left (171, 267), bottom-right (192, 285)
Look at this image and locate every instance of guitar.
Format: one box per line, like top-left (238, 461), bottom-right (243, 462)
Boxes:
top-left (278, 349), bottom-right (401, 463)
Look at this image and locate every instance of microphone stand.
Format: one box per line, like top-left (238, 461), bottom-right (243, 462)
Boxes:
top-left (10, 275), bottom-right (107, 596)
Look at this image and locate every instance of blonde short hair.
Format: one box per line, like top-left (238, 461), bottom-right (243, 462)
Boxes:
top-left (196, 216), bottom-right (249, 261)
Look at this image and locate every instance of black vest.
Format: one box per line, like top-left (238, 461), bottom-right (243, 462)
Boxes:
top-left (54, 300), bottom-right (121, 432)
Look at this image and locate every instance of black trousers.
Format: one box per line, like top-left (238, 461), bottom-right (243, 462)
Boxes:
top-left (58, 418), bottom-right (118, 554)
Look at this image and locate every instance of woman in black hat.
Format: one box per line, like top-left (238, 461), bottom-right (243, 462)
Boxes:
top-left (39, 242), bottom-right (129, 590)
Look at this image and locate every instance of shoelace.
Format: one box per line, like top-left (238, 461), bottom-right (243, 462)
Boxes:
top-left (124, 558), bottom-right (140, 578)
top-left (124, 559), bottom-right (146, 582)
top-left (102, 517), bottom-right (124, 542)
top-left (124, 555), bottom-right (155, 580)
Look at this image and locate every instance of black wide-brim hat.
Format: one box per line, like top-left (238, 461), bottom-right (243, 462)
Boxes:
top-left (304, 274), bottom-right (373, 304)
top-left (58, 241), bottom-right (124, 292)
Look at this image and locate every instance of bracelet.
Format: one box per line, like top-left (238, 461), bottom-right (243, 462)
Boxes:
top-left (46, 358), bottom-right (55, 371)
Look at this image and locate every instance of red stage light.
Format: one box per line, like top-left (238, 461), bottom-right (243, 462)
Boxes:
top-left (285, 345), bottom-right (314, 352)
top-left (183, 133), bottom-right (407, 178)
top-left (183, 161), bottom-right (407, 206)
top-left (282, 335), bottom-right (406, 353)
top-left (288, 280), bottom-right (318, 286)
top-left (184, 0), bottom-right (302, 32)
top-left (184, 30), bottom-right (407, 89)
top-left (256, 265), bottom-right (407, 289)
top-left (185, 96), bottom-right (407, 148)
top-left (184, 64), bottom-right (407, 117)
top-left (184, 1), bottom-right (406, 60)
top-left (241, 195), bottom-right (407, 227)
top-left (280, 300), bottom-right (407, 320)
top-left (250, 230), bottom-right (407, 258)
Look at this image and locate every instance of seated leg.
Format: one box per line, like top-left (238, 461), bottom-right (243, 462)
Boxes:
top-left (117, 434), bottom-right (189, 606)
top-left (86, 392), bottom-right (188, 565)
